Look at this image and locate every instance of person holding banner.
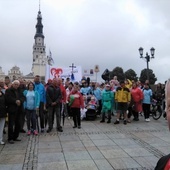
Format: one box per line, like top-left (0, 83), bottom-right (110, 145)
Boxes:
top-left (68, 82), bottom-right (84, 129)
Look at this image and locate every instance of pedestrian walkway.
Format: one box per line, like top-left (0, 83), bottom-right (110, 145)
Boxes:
top-left (0, 116), bottom-right (170, 170)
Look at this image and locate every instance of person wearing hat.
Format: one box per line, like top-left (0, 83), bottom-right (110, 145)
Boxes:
top-left (100, 84), bottom-right (114, 123)
top-left (114, 80), bottom-right (131, 125)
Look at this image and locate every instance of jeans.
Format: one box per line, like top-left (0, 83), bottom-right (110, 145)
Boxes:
top-left (26, 109), bottom-right (36, 131)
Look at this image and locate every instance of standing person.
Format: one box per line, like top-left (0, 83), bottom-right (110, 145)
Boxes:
top-left (46, 78), bottom-right (63, 133)
top-left (5, 80), bottom-right (25, 144)
top-left (90, 82), bottom-right (102, 115)
top-left (58, 78), bottom-right (67, 121)
top-left (19, 79), bottom-right (27, 133)
top-left (23, 82), bottom-right (40, 135)
top-left (34, 75), bottom-right (46, 133)
top-left (114, 80), bottom-right (131, 125)
top-left (68, 82), bottom-right (84, 129)
top-left (130, 82), bottom-right (143, 121)
top-left (142, 83), bottom-right (153, 122)
top-left (66, 82), bottom-right (74, 118)
top-left (4, 76), bottom-right (11, 89)
top-left (100, 84), bottom-right (114, 123)
top-left (0, 83), bottom-right (7, 145)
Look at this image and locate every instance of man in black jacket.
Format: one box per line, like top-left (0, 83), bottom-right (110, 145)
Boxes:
top-left (46, 78), bottom-right (62, 133)
top-left (5, 80), bottom-right (25, 144)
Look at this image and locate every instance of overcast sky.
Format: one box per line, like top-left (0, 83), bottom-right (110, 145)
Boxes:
top-left (0, 0), bottom-right (170, 83)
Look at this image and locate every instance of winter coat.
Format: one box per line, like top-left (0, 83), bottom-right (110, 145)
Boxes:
top-left (115, 86), bottom-right (131, 103)
top-left (23, 90), bottom-right (40, 110)
top-left (101, 89), bottom-right (114, 112)
top-left (5, 87), bottom-right (25, 114)
top-left (34, 82), bottom-right (46, 103)
top-left (68, 90), bottom-right (84, 109)
top-left (46, 85), bottom-right (62, 108)
top-left (0, 91), bottom-right (7, 118)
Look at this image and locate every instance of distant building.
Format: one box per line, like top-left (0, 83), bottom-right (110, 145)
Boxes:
top-left (0, 66), bottom-right (5, 80)
top-left (8, 65), bottom-right (23, 81)
top-left (31, 9), bottom-right (46, 81)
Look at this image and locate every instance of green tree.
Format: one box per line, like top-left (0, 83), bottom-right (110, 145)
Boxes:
top-left (124, 69), bottom-right (138, 81)
top-left (139, 69), bottom-right (157, 84)
top-left (110, 67), bottom-right (125, 81)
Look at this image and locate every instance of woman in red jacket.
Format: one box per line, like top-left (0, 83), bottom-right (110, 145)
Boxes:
top-left (131, 82), bottom-right (143, 121)
top-left (68, 82), bottom-right (84, 129)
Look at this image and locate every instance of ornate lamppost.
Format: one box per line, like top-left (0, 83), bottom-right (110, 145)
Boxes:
top-left (138, 47), bottom-right (155, 81)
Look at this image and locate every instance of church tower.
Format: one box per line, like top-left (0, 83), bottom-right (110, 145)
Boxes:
top-left (32, 5), bottom-right (46, 80)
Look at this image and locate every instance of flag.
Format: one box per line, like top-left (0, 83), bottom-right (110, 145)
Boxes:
top-left (47, 50), bottom-right (54, 66)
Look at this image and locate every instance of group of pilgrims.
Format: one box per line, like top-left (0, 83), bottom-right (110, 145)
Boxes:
top-left (0, 75), bottom-right (165, 145)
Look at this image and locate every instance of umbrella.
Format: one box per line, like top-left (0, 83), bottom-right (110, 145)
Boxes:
top-left (61, 103), bottom-right (67, 126)
top-left (36, 110), bottom-right (40, 132)
top-left (43, 109), bottom-right (48, 128)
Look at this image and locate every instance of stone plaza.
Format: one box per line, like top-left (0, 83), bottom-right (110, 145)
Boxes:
top-left (0, 115), bottom-right (170, 170)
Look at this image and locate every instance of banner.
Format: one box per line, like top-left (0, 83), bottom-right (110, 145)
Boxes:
top-left (45, 65), bottom-right (82, 83)
top-left (83, 69), bottom-right (94, 76)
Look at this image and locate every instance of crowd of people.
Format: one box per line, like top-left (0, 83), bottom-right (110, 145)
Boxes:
top-left (0, 75), bottom-right (166, 145)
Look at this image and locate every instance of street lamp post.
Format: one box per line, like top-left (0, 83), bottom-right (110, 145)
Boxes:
top-left (138, 47), bottom-right (155, 81)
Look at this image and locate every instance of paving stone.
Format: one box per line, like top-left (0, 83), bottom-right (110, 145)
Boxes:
top-left (123, 147), bottom-right (154, 157)
top-left (100, 148), bottom-right (129, 159)
top-left (0, 154), bottom-right (25, 164)
top-left (37, 161), bottom-right (67, 170)
top-left (92, 139), bottom-right (117, 146)
top-left (64, 151), bottom-right (91, 161)
top-left (67, 160), bottom-right (98, 170)
top-left (0, 164), bottom-right (23, 170)
top-left (133, 156), bottom-right (158, 168)
top-left (94, 159), bottom-right (114, 170)
top-left (38, 152), bottom-right (65, 163)
top-left (108, 157), bottom-right (141, 169)
top-left (82, 140), bottom-right (95, 147)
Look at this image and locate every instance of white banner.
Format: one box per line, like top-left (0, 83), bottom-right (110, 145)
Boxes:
top-left (45, 65), bottom-right (82, 83)
top-left (83, 69), bottom-right (94, 76)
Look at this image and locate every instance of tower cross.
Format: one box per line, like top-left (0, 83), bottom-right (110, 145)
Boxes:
top-left (69, 63), bottom-right (76, 72)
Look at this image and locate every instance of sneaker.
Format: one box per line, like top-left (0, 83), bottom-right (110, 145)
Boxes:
top-left (124, 120), bottom-right (127, 125)
top-left (47, 129), bottom-right (52, 133)
top-left (41, 129), bottom-right (45, 133)
top-left (57, 128), bottom-right (63, 132)
top-left (0, 141), bottom-right (5, 145)
top-left (27, 130), bottom-right (31, 136)
top-left (127, 119), bottom-right (131, 123)
top-left (114, 120), bottom-right (119, 124)
top-left (107, 120), bottom-right (111, 123)
top-left (145, 118), bottom-right (150, 122)
top-left (34, 130), bottom-right (38, 135)
top-left (78, 126), bottom-right (81, 129)
top-left (8, 140), bottom-right (14, 144)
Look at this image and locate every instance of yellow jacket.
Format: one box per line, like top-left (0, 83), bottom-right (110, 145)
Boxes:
top-left (115, 86), bottom-right (131, 103)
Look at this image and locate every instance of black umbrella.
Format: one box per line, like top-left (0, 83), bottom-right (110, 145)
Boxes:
top-left (61, 103), bottom-right (67, 126)
top-left (43, 109), bottom-right (48, 128)
top-left (36, 110), bottom-right (40, 132)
